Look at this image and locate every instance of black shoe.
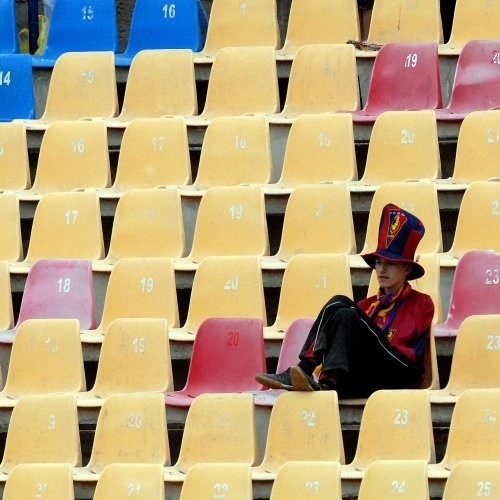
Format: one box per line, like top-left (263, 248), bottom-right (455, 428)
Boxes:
top-left (255, 368), bottom-right (293, 390)
top-left (290, 366), bottom-right (324, 391)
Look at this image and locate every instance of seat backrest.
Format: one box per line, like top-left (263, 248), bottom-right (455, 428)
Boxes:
top-left (276, 318), bottom-right (315, 372)
top-left (276, 183), bottom-right (356, 260)
top-left (2, 318), bottom-right (86, 397)
top-left (0, 54), bottom-right (35, 121)
top-left (0, 261), bottom-right (13, 331)
top-left (259, 391), bottom-right (344, 472)
top-left (85, 393), bottom-right (170, 473)
top-left (31, 120), bottom-right (111, 194)
top-left (362, 43), bottom-right (442, 115)
top-left (105, 188), bottom-right (185, 263)
top-left (201, 0), bottom-right (279, 56)
top-left (350, 389), bottom-right (434, 470)
top-left (272, 254), bottom-right (353, 333)
top-left (445, 40), bottom-right (500, 114)
top-left (194, 115), bottom-right (272, 188)
top-left (361, 111), bottom-right (441, 184)
top-left (182, 256), bottom-right (266, 334)
top-left (188, 186), bottom-right (269, 263)
top-left (201, 46), bottom-right (279, 119)
top-left (368, 0), bottom-right (442, 43)
top-left (92, 318), bottom-right (173, 397)
top-left (16, 258), bottom-right (95, 328)
top-left (270, 461), bottom-right (342, 500)
top-left (0, 394), bottom-right (81, 473)
top-left (3, 463), bottom-right (75, 500)
top-left (40, 51), bottom-right (118, 121)
top-left (180, 317), bottom-right (265, 394)
top-left (443, 315), bottom-right (500, 395)
top-left (117, 50), bottom-right (197, 119)
top-left (281, 0), bottom-right (359, 55)
top-left (361, 181), bottom-right (443, 254)
top-left (442, 460), bottom-right (500, 500)
top-left (282, 44), bottom-right (360, 117)
top-left (357, 460), bottom-right (429, 499)
top-left (277, 113), bottom-right (357, 187)
top-left (98, 257), bottom-right (179, 331)
top-left (25, 191), bottom-right (104, 264)
top-left (0, 192), bottom-right (22, 262)
top-left (113, 117), bottom-right (191, 191)
top-left (441, 388), bottom-right (500, 469)
top-left (180, 463), bottom-right (252, 500)
top-left (93, 463), bottom-right (165, 500)
top-left (450, 181), bottom-right (500, 258)
top-left (0, 0), bottom-right (19, 53)
top-left (453, 110), bottom-right (500, 183)
top-left (175, 393), bottom-right (256, 472)
top-left (0, 122), bottom-right (30, 191)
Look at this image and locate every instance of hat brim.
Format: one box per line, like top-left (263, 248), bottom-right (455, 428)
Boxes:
top-left (361, 250), bottom-right (425, 281)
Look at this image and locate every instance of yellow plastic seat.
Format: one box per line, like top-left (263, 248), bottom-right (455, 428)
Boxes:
top-left (357, 460), bottom-right (429, 499)
top-left (0, 261), bottom-right (14, 331)
top-left (442, 460), bottom-right (500, 499)
top-left (198, 0), bottom-right (279, 58)
top-left (0, 122), bottom-right (31, 191)
top-left (3, 463), bottom-right (75, 500)
top-left (93, 463), bottom-right (165, 500)
top-left (0, 193), bottom-right (22, 262)
top-left (180, 463), bottom-right (252, 500)
top-left (353, 110), bottom-right (441, 189)
top-left (261, 183), bottom-right (356, 270)
top-left (78, 318), bottom-right (173, 407)
top-left (266, 113), bottom-right (357, 192)
top-left (0, 394), bottom-right (81, 474)
top-left (169, 255), bottom-right (266, 341)
top-left (270, 461), bottom-right (342, 500)
top-left (264, 253), bottom-right (353, 340)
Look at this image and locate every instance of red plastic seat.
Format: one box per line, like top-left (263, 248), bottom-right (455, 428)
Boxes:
top-left (434, 251), bottom-right (500, 338)
top-left (436, 40), bottom-right (500, 122)
top-left (349, 42), bottom-right (442, 123)
top-left (165, 318), bottom-right (266, 408)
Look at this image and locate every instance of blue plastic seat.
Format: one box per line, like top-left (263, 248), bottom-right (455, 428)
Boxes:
top-left (115, 0), bottom-right (206, 67)
top-left (0, 0), bottom-right (19, 53)
top-left (0, 54), bottom-right (35, 121)
top-left (32, 0), bottom-right (119, 68)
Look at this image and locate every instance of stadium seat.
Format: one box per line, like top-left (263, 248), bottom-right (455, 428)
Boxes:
top-left (0, 319), bottom-right (86, 403)
top-left (349, 43), bottom-right (442, 123)
top-left (165, 393), bottom-right (256, 478)
top-left (264, 253), bottom-right (353, 340)
top-left (0, 54), bottom-right (35, 121)
top-left (266, 113), bottom-right (357, 192)
top-left (0, 193), bottom-right (22, 262)
top-left (175, 186), bottom-right (269, 271)
top-left (3, 463), bottom-right (74, 500)
top-left (25, 120), bottom-right (110, 196)
top-left (353, 111), bottom-right (441, 187)
top-left (109, 50), bottom-right (197, 125)
top-left (277, 0), bottom-right (359, 58)
top-left (431, 315), bottom-right (500, 402)
top-left (442, 460), bottom-right (500, 499)
top-left (261, 183), bottom-right (356, 270)
top-left (180, 463), bottom-right (252, 500)
top-left (197, 0), bottom-right (279, 58)
top-left (79, 319), bottom-right (173, 406)
top-left (169, 257), bottom-right (266, 341)
top-left (434, 251), bottom-right (500, 337)
top-left (81, 258), bottom-right (179, 342)
top-left (93, 463), bottom-right (165, 500)
top-left (0, 0), bottom-right (19, 53)
top-left (436, 40), bottom-right (500, 121)
top-left (31, 0), bottom-right (119, 67)
top-left (115, 0), bottom-right (204, 66)
top-left (0, 122), bottom-right (31, 190)
top-left (357, 460), bottom-right (429, 499)
top-left (0, 261), bottom-right (13, 332)
top-left (186, 115), bottom-right (272, 191)
top-left (166, 318), bottom-right (265, 406)
top-left (93, 189), bottom-right (185, 271)
top-left (271, 44), bottom-right (360, 122)
top-left (0, 394), bottom-right (81, 474)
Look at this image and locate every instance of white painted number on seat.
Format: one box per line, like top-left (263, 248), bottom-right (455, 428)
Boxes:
top-left (404, 53), bottom-right (418, 68)
top-left (394, 409), bottom-right (409, 425)
top-left (0, 71), bottom-right (11, 86)
top-left (162, 3), bottom-right (176, 18)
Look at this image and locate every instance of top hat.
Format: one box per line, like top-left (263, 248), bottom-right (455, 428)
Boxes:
top-left (361, 203), bottom-right (425, 280)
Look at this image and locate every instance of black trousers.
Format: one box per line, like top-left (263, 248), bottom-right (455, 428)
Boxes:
top-left (298, 295), bottom-right (420, 398)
